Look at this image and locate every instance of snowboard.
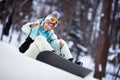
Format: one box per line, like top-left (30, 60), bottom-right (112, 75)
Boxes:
top-left (36, 51), bottom-right (92, 78)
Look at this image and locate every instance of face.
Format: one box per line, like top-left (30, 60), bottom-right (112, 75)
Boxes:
top-left (44, 22), bottom-right (54, 30)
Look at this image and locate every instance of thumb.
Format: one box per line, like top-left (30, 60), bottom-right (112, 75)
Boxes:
top-left (59, 39), bottom-right (64, 49)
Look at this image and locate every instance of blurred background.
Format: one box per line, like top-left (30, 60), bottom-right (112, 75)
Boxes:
top-left (0, 0), bottom-right (120, 80)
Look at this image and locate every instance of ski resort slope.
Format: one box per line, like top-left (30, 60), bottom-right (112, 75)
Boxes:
top-left (0, 41), bottom-right (96, 80)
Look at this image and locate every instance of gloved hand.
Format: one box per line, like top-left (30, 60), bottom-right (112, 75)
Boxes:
top-left (29, 22), bottom-right (39, 28)
top-left (58, 39), bottom-right (64, 49)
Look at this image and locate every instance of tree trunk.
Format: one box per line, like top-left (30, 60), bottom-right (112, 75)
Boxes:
top-left (1, 0), bottom-right (15, 41)
top-left (3, 7), bottom-right (14, 36)
top-left (94, 0), bottom-right (112, 79)
top-left (110, 0), bottom-right (119, 49)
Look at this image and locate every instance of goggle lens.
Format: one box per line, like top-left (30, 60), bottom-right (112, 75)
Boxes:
top-left (49, 17), bottom-right (57, 25)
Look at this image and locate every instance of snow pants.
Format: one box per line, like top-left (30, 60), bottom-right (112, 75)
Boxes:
top-left (24, 36), bottom-right (73, 60)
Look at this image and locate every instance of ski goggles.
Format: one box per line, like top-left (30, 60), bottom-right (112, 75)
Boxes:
top-left (48, 17), bottom-right (58, 27)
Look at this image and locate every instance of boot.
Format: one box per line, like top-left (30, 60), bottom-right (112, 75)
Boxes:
top-left (68, 58), bottom-right (74, 62)
top-left (75, 61), bottom-right (83, 66)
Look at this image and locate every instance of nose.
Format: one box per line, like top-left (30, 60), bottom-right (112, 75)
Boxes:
top-left (48, 23), bottom-right (54, 28)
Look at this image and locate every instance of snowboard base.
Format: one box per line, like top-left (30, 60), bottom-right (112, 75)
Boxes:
top-left (36, 51), bottom-right (92, 78)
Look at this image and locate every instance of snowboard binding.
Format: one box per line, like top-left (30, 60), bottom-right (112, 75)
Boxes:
top-left (68, 58), bottom-right (83, 66)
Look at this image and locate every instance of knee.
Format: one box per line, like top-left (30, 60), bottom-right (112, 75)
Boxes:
top-left (34, 36), bottom-right (46, 43)
top-left (59, 39), bottom-right (66, 45)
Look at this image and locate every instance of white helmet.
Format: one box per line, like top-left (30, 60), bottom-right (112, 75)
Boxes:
top-left (44, 11), bottom-right (60, 27)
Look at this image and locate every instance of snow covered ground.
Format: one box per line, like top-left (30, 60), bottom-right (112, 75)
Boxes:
top-left (0, 41), bottom-right (98, 80)
top-left (0, 24), bottom-right (119, 80)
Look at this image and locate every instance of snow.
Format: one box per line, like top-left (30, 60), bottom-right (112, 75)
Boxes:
top-left (99, 64), bottom-right (102, 72)
top-left (32, 0), bottom-right (42, 17)
top-left (9, 31), bottom-right (20, 47)
top-left (76, 44), bottom-right (88, 52)
top-left (109, 44), bottom-right (120, 54)
top-left (68, 41), bottom-right (74, 48)
top-left (87, 8), bottom-right (93, 20)
top-left (104, 62), bottom-right (120, 80)
top-left (79, 55), bottom-right (94, 70)
top-left (90, 1), bottom-right (103, 43)
top-left (108, 54), bottom-right (116, 60)
top-left (0, 41), bottom-right (98, 80)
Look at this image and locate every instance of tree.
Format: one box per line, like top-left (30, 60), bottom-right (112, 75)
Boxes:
top-left (94, 0), bottom-right (112, 79)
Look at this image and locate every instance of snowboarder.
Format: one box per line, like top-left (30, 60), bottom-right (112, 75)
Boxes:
top-left (21, 11), bottom-right (82, 65)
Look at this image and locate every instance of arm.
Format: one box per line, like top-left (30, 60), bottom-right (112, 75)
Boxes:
top-left (48, 30), bottom-right (62, 50)
top-left (22, 22), bottom-right (32, 35)
top-left (22, 20), bottom-right (41, 35)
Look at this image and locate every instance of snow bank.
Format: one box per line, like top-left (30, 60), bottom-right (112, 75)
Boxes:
top-left (0, 41), bottom-right (96, 80)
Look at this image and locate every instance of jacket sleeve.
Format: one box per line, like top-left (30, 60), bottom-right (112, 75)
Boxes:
top-left (22, 18), bottom-right (43, 35)
top-left (22, 22), bottom-right (32, 35)
top-left (48, 30), bottom-right (60, 50)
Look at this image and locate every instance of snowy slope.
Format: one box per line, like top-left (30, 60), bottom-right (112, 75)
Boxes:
top-left (0, 41), bottom-right (96, 80)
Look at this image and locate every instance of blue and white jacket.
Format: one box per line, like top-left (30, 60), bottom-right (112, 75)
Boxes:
top-left (22, 18), bottom-right (60, 50)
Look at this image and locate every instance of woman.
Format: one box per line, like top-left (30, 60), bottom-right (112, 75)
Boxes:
top-left (22, 11), bottom-right (82, 65)
top-left (21, 11), bottom-right (82, 65)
